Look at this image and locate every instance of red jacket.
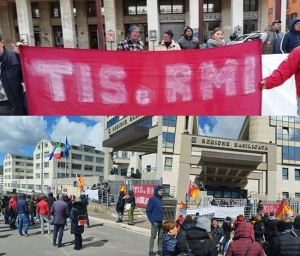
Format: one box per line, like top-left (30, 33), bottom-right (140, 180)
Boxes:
top-left (9, 198), bottom-right (17, 209)
top-left (264, 46), bottom-right (300, 97)
top-left (226, 222), bottom-right (264, 256)
top-left (36, 199), bottom-right (50, 216)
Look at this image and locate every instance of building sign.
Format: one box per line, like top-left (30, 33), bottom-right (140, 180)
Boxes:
top-left (160, 16), bottom-right (185, 22)
top-left (204, 13), bottom-right (222, 20)
top-left (200, 139), bottom-right (268, 151)
top-left (243, 12), bottom-right (258, 19)
top-left (132, 184), bottom-right (159, 208)
top-left (108, 116), bottom-right (144, 135)
top-left (149, 30), bottom-right (157, 41)
top-left (106, 30), bottom-right (115, 42)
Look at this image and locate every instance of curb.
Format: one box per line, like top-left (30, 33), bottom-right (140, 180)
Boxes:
top-left (89, 216), bottom-right (151, 235)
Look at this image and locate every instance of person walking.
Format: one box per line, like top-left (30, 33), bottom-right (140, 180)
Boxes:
top-left (146, 185), bottom-right (163, 256)
top-left (26, 195), bottom-right (35, 226)
top-left (222, 216), bottom-right (232, 255)
top-left (80, 193), bottom-right (91, 228)
top-left (126, 190), bottom-right (136, 226)
top-left (17, 193), bottom-right (30, 236)
top-left (8, 195), bottom-right (18, 229)
top-left (70, 197), bottom-right (85, 250)
top-left (51, 194), bottom-right (70, 247)
top-left (36, 195), bottom-right (51, 234)
top-left (116, 191), bottom-right (125, 223)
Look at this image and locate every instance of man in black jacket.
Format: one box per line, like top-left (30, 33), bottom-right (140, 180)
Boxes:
top-left (80, 193), bottom-right (91, 228)
top-left (210, 218), bottom-right (225, 253)
top-left (47, 192), bottom-right (56, 224)
top-left (0, 34), bottom-right (27, 115)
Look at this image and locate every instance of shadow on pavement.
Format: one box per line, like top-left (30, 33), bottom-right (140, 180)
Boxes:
top-left (83, 239), bottom-right (108, 248)
top-left (64, 236), bottom-right (95, 246)
top-left (0, 253), bottom-right (7, 255)
top-left (89, 223), bottom-right (104, 228)
top-left (0, 234), bottom-right (12, 238)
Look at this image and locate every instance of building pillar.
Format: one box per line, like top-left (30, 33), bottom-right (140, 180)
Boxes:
top-left (76, 1), bottom-right (89, 48)
top-left (266, 146), bottom-right (277, 201)
top-left (189, 0), bottom-right (199, 30)
top-left (147, 0), bottom-right (160, 50)
top-left (156, 117), bottom-right (163, 181)
top-left (104, 151), bottom-right (113, 180)
top-left (259, 0), bottom-right (269, 32)
top-left (39, 2), bottom-right (53, 47)
top-left (231, 0), bottom-right (244, 36)
top-left (103, 0), bottom-right (117, 50)
top-left (60, 0), bottom-right (76, 48)
top-left (135, 153), bottom-right (142, 177)
top-left (221, 0), bottom-right (231, 42)
top-left (15, 0), bottom-right (35, 46)
top-left (280, 0), bottom-right (287, 32)
top-left (0, 2), bottom-right (14, 46)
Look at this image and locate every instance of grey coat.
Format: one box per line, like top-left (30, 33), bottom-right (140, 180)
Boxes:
top-left (177, 36), bottom-right (200, 50)
top-left (50, 198), bottom-right (70, 225)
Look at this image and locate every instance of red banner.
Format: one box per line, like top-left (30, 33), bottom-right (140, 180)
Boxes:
top-left (132, 184), bottom-right (159, 208)
top-left (262, 204), bottom-right (280, 214)
top-left (20, 41), bottom-right (262, 115)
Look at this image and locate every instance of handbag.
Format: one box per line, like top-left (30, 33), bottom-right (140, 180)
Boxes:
top-left (78, 214), bottom-right (86, 226)
top-left (244, 241), bottom-right (253, 256)
top-left (125, 203), bottom-right (131, 211)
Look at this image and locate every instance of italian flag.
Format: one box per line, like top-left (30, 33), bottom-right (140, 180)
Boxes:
top-left (54, 142), bottom-right (61, 159)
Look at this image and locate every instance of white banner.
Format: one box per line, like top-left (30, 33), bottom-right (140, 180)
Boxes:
top-left (262, 54), bottom-right (297, 115)
top-left (84, 189), bottom-right (98, 200)
top-left (183, 206), bottom-right (244, 219)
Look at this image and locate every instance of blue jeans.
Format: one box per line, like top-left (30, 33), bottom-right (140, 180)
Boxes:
top-left (223, 241), bottom-right (229, 253)
top-left (18, 214), bottom-right (30, 235)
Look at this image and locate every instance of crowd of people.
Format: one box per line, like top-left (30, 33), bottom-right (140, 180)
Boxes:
top-left (161, 209), bottom-right (300, 256)
top-left (0, 192), bottom-right (91, 250)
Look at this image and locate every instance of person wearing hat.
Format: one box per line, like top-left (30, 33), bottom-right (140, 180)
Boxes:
top-left (177, 26), bottom-right (200, 50)
top-left (176, 217), bottom-right (218, 255)
top-left (210, 218), bottom-right (225, 254)
top-left (280, 17), bottom-right (300, 53)
top-left (261, 20), bottom-right (284, 54)
top-left (155, 30), bottom-right (181, 51)
top-left (117, 26), bottom-right (144, 51)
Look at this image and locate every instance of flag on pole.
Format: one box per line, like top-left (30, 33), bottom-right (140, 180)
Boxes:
top-left (77, 174), bottom-right (85, 191)
top-left (275, 198), bottom-right (293, 218)
top-left (48, 142), bottom-right (62, 160)
top-left (180, 201), bottom-right (187, 209)
top-left (76, 174), bottom-right (80, 188)
top-left (188, 180), bottom-right (200, 202)
top-left (63, 136), bottom-right (70, 158)
top-left (119, 180), bottom-right (126, 194)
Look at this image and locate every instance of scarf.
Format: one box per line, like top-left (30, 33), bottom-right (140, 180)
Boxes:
top-left (207, 38), bottom-right (226, 47)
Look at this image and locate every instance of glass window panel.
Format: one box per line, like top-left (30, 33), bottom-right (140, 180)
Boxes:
top-left (277, 134), bottom-right (283, 140)
top-left (214, 191), bottom-right (222, 198)
top-left (282, 116), bottom-right (289, 122)
top-left (295, 117), bottom-right (300, 124)
top-left (295, 155), bottom-right (300, 161)
top-left (276, 126), bottom-right (283, 133)
top-left (283, 134), bottom-right (289, 140)
top-left (224, 191), bottom-right (231, 198)
top-left (283, 146), bottom-right (289, 154)
top-left (295, 169), bottom-right (300, 180)
top-left (282, 168), bottom-right (288, 180)
top-left (289, 116), bottom-right (295, 122)
top-left (160, 0), bottom-right (172, 14)
top-left (289, 154), bottom-right (295, 160)
top-left (295, 193), bottom-right (300, 198)
top-left (296, 147), bottom-right (300, 154)
top-left (289, 146), bottom-right (295, 154)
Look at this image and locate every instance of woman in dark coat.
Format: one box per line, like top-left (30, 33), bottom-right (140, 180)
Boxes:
top-left (253, 215), bottom-right (265, 243)
top-left (70, 198), bottom-right (85, 250)
top-left (126, 190), bottom-right (136, 225)
top-left (116, 191), bottom-right (125, 223)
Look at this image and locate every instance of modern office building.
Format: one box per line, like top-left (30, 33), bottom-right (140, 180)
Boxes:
top-left (0, 0), bottom-right (274, 50)
top-left (3, 139), bottom-right (104, 194)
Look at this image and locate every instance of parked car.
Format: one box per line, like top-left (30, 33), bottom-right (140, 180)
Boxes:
top-left (227, 32), bottom-right (264, 45)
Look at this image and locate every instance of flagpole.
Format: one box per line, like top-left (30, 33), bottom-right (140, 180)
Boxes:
top-left (65, 157), bottom-right (67, 178)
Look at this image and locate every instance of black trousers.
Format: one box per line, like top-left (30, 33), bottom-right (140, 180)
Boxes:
top-left (74, 234), bottom-right (82, 249)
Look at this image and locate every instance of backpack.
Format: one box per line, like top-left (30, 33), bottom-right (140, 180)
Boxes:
top-left (178, 238), bottom-right (201, 256)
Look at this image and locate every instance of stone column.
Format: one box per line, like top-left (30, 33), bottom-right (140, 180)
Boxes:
top-left (147, 0), bottom-right (160, 50)
top-left (104, 0), bottom-right (117, 50)
top-left (60, 0), bottom-right (76, 48)
top-left (39, 2), bottom-right (54, 47)
top-left (280, 0), bottom-right (287, 32)
top-left (15, 0), bottom-right (35, 46)
top-left (76, 1), bottom-right (89, 48)
top-left (189, 0), bottom-right (199, 30)
top-left (259, 0), bottom-right (269, 32)
top-left (231, 0), bottom-right (244, 36)
top-left (0, 2), bottom-right (14, 46)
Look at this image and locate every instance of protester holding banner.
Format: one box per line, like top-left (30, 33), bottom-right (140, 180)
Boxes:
top-left (155, 30), bottom-right (181, 51)
top-left (202, 27), bottom-right (226, 49)
top-left (117, 26), bottom-right (144, 51)
top-left (280, 17), bottom-right (300, 53)
top-left (177, 27), bottom-right (200, 50)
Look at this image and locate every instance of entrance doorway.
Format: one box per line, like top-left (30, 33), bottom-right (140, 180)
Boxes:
top-left (206, 185), bottom-right (246, 199)
top-left (53, 26), bottom-right (63, 47)
top-left (243, 20), bottom-right (258, 33)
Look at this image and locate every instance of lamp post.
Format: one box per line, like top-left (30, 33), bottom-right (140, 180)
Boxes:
top-left (198, 0), bottom-right (204, 44)
top-left (96, 0), bottom-right (105, 49)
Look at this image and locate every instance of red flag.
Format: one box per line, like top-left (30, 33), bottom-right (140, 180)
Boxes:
top-left (180, 201), bottom-right (187, 209)
top-left (275, 199), bottom-right (293, 218)
top-left (119, 180), bottom-right (126, 194)
top-left (188, 180), bottom-right (200, 202)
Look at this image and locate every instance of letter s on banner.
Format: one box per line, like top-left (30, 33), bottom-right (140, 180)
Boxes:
top-left (165, 64), bottom-right (192, 103)
top-left (99, 65), bottom-right (127, 104)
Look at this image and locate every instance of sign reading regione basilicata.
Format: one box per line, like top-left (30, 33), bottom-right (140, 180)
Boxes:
top-left (201, 139), bottom-right (268, 151)
top-left (108, 116), bottom-right (144, 135)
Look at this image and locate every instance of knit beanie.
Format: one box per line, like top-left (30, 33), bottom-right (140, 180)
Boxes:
top-left (128, 26), bottom-right (138, 36)
top-left (164, 30), bottom-right (174, 38)
top-left (196, 217), bottom-right (211, 232)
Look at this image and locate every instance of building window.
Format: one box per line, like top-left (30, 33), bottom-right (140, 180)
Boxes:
top-left (44, 151), bottom-right (49, 158)
top-left (44, 142), bottom-right (48, 147)
top-left (36, 163), bottom-right (40, 169)
top-left (36, 173), bottom-right (40, 179)
top-left (106, 116), bottom-right (120, 129)
top-left (36, 154), bottom-right (40, 160)
top-left (85, 155), bottom-right (94, 162)
top-left (282, 192), bottom-right (289, 199)
top-left (132, 152), bottom-right (135, 156)
top-left (72, 164), bottom-right (82, 170)
top-left (296, 169), bottom-right (300, 180)
top-left (146, 165), bottom-right (151, 172)
top-left (122, 151), bottom-right (128, 158)
top-left (44, 173), bottom-right (49, 178)
top-left (282, 168), bottom-right (288, 180)
top-left (244, 0), bottom-right (258, 11)
top-left (164, 157), bottom-right (173, 171)
top-left (163, 132), bottom-right (175, 149)
top-left (28, 184), bottom-right (34, 189)
top-left (72, 154), bottom-right (82, 160)
top-left (96, 166), bottom-right (103, 172)
top-left (51, 2), bottom-right (61, 18)
top-left (84, 165), bottom-right (93, 171)
top-left (159, 0), bottom-right (184, 14)
top-left (87, 2), bottom-right (96, 16)
top-left (137, 117), bottom-right (152, 128)
top-left (58, 162), bottom-right (66, 168)
top-left (43, 162), bottom-right (49, 168)
top-left (131, 167), bottom-right (134, 173)
top-left (31, 3), bottom-right (40, 18)
top-left (163, 116), bottom-right (177, 127)
top-left (282, 146), bottom-right (300, 161)
top-left (38, 145), bottom-right (41, 150)
top-left (26, 163), bottom-right (33, 167)
top-left (203, 0), bottom-right (221, 13)
top-left (121, 168), bottom-right (127, 176)
top-left (295, 193), bottom-right (300, 198)
top-left (15, 162), bottom-right (24, 166)
top-left (123, 0), bottom-right (147, 15)
top-left (36, 185), bottom-right (41, 190)
top-left (96, 157), bottom-right (104, 163)
top-left (291, 12), bottom-right (298, 19)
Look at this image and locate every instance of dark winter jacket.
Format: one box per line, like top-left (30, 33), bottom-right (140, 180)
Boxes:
top-left (226, 222), bottom-right (265, 256)
top-left (50, 198), bottom-right (70, 225)
top-left (162, 233), bottom-right (178, 256)
top-left (264, 224), bottom-right (300, 256)
top-left (63, 197), bottom-right (72, 212)
top-left (177, 27), bottom-right (200, 50)
top-left (1, 196), bottom-right (8, 209)
top-left (127, 190), bottom-right (136, 207)
top-left (116, 191), bottom-right (125, 214)
top-left (146, 185), bottom-right (162, 223)
top-left (281, 17), bottom-right (300, 53)
top-left (0, 47), bottom-right (27, 115)
top-left (80, 194), bottom-right (89, 213)
top-left (46, 194), bottom-right (56, 208)
top-left (17, 195), bottom-right (29, 215)
top-left (176, 221), bottom-right (195, 241)
top-left (222, 218), bottom-right (232, 241)
top-left (210, 225), bottom-right (226, 247)
top-left (253, 220), bottom-right (265, 242)
top-left (70, 201), bottom-right (85, 235)
top-left (266, 216), bottom-right (278, 242)
top-left (176, 226), bottom-right (218, 256)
